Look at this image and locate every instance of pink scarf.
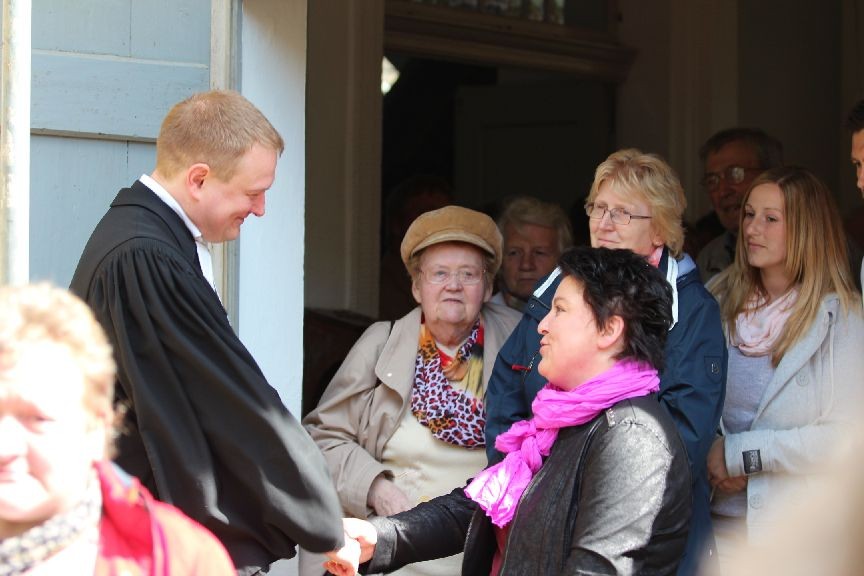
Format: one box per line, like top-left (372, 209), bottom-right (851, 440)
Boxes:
top-left (464, 360), bottom-right (659, 528)
top-left (731, 287), bottom-right (798, 356)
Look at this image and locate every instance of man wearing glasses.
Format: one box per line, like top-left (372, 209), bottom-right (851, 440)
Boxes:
top-left (695, 128), bottom-right (783, 283)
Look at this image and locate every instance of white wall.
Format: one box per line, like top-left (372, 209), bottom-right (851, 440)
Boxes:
top-left (239, 4), bottom-right (308, 574)
top-left (239, 0), bottom-right (306, 412)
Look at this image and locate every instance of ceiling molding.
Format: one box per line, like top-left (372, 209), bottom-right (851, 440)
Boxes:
top-left (385, 1), bottom-right (635, 81)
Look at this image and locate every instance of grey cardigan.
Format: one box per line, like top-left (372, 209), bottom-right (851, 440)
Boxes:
top-left (722, 294), bottom-right (864, 536)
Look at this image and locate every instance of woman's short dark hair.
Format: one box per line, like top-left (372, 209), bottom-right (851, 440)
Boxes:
top-left (558, 246), bottom-right (672, 371)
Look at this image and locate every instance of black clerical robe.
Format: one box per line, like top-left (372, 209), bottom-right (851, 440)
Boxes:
top-left (70, 181), bottom-right (342, 575)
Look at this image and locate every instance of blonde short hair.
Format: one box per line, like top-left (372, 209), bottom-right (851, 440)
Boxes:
top-left (497, 196), bottom-right (573, 254)
top-left (586, 149), bottom-right (687, 257)
top-left (0, 284), bottom-right (115, 424)
top-left (155, 90), bottom-right (284, 181)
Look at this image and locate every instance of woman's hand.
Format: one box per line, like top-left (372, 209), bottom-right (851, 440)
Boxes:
top-left (707, 436), bottom-right (748, 494)
top-left (715, 475), bottom-right (748, 493)
top-left (706, 436), bottom-right (728, 487)
top-left (367, 475), bottom-right (412, 516)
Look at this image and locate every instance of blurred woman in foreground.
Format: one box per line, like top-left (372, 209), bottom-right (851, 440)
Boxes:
top-left (0, 284), bottom-right (234, 574)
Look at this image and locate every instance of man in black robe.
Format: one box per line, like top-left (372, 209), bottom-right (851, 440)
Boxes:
top-left (70, 90), bottom-right (344, 576)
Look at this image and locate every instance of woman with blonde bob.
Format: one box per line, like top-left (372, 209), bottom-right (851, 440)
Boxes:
top-left (706, 166), bottom-right (864, 566)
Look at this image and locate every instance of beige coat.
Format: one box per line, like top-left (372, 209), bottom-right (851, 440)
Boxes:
top-left (303, 303), bottom-right (520, 518)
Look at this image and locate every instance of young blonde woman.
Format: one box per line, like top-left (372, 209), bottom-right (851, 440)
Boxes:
top-left (706, 166), bottom-right (864, 566)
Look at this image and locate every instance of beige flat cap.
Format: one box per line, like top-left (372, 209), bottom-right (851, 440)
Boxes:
top-left (400, 205), bottom-right (502, 275)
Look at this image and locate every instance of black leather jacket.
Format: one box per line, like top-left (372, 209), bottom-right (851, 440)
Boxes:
top-left (366, 394), bottom-right (691, 575)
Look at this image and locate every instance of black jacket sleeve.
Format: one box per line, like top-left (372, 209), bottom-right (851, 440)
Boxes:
top-left (365, 487), bottom-right (477, 574)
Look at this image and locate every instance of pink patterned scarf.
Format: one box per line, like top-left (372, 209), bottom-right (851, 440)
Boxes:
top-left (464, 360), bottom-right (660, 527)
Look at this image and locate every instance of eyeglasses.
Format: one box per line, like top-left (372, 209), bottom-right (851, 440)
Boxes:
top-left (585, 203), bottom-right (652, 225)
top-left (701, 166), bottom-right (760, 191)
top-left (421, 267), bottom-right (485, 285)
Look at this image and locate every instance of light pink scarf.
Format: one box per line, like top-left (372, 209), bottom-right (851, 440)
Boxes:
top-left (731, 287), bottom-right (798, 357)
top-left (464, 360), bottom-right (660, 527)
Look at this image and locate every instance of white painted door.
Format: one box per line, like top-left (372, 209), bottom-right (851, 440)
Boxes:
top-left (29, 0), bottom-right (211, 285)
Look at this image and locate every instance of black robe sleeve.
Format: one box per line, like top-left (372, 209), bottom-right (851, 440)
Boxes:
top-left (79, 237), bottom-right (343, 572)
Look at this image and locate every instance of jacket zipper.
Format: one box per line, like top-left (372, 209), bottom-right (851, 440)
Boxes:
top-left (520, 352), bottom-right (539, 388)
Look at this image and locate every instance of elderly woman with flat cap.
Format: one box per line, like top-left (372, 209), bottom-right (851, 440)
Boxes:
top-left (303, 206), bottom-right (520, 576)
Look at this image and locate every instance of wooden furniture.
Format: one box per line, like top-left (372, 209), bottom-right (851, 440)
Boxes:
top-left (302, 308), bottom-right (375, 417)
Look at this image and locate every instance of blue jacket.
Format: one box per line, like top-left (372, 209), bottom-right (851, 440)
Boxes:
top-left (484, 248), bottom-right (727, 576)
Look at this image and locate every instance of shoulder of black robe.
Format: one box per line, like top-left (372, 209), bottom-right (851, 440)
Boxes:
top-left (70, 182), bottom-right (343, 574)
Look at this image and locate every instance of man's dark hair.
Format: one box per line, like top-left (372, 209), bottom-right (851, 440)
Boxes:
top-left (845, 100), bottom-right (864, 133)
top-left (558, 246), bottom-right (672, 371)
top-left (698, 127), bottom-right (784, 169)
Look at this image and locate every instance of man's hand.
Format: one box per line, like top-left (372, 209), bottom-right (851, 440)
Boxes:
top-left (367, 475), bottom-right (412, 516)
top-left (343, 517), bottom-right (378, 564)
top-left (323, 518), bottom-right (378, 575)
top-left (324, 534), bottom-right (360, 576)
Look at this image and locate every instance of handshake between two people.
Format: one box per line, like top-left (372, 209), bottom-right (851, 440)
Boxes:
top-left (324, 518), bottom-right (378, 576)
top-left (325, 475), bottom-right (412, 574)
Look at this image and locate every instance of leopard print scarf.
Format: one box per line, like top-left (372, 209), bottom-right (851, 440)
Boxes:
top-left (411, 316), bottom-right (486, 448)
